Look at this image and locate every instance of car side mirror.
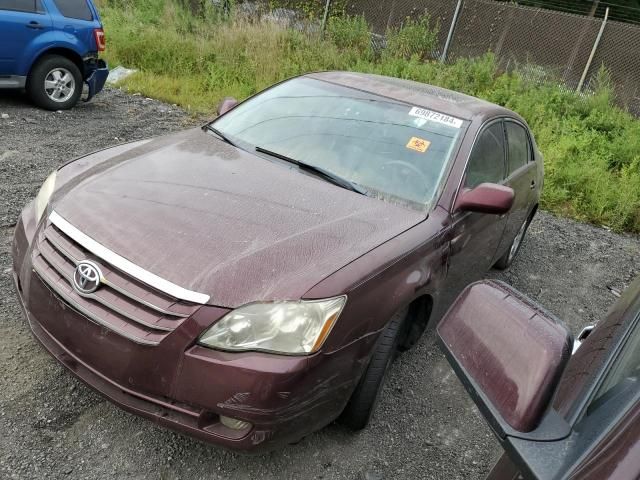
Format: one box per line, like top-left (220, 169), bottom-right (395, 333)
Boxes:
top-left (455, 183), bottom-right (515, 215)
top-left (437, 280), bottom-right (573, 441)
top-left (217, 97), bottom-right (239, 116)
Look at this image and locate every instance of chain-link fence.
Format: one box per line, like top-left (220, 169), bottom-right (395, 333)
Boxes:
top-left (344, 0), bottom-right (640, 114)
top-left (237, 0), bottom-right (640, 115)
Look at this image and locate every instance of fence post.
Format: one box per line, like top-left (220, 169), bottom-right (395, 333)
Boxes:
top-left (321, 0), bottom-right (332, 33)
top-left (577, 7), bottom-right (609, 93)
top-left (440, 0), bottom-right (463, 63)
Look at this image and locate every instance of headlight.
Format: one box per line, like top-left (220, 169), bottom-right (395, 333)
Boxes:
top-left (198, 296), bottom-right (346, 355)
top-left (34, 170), bottom-right (57, 222)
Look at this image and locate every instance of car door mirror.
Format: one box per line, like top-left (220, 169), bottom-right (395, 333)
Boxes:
top-left (455, 183), bottom-right (515, 215)
top-left (217, 97), bottom-right (239, 116)
top-left (437, 280), bottom-right (573, 440)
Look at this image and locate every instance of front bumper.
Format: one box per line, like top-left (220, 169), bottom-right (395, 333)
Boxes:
top-left (11, 210), bottom-right (364, 452)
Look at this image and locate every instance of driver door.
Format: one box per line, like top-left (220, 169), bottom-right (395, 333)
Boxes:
top-left (442, 120), bottom-right (509, 307)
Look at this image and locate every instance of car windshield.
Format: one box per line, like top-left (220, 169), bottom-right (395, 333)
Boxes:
top-left (211, 77), bottom-right (466, 209)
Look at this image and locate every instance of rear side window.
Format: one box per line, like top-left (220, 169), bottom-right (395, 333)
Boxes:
top-left (464, 122), bottom-right (506, 188)
top-left (53, 0), bottom-right (93, 20)
top-left (506, 122), bottom-right (531, 175)
top-left (0, 0), bottom-right (44, 12)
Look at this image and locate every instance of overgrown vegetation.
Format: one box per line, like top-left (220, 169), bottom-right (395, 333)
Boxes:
top-left (96, 0), bottom-right (640, 233)
top-left (385, 14), bottom-right (439, 61)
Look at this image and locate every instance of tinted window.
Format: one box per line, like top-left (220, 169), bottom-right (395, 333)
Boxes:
top-left (465, 122), bottom-right (505, 188)
top-left (53, 0), bottom-right (92, 20)
top-left (506, 122), bottom-right (530, 175)
top-left (0, 0), bottom-right (44, 12)
top-left (587, 316), bottom-right (640, 415)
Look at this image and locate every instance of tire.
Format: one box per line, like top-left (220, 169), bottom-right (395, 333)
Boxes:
top-left (494, 213), bottom-right (533, 270)
top-left (338, 312), bottom-right (405, 430)
top-left (27, 55), bottom-right (82, 110)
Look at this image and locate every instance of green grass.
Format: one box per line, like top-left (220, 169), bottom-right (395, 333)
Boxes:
top-left (97, 0), bottom-right (640, 233)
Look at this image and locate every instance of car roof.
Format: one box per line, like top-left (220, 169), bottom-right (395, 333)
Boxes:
top-left (306, 71), bottom-right (521, 124)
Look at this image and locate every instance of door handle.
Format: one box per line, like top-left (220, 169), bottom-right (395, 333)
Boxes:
top-left (26, 21), bottom-right (43, 29)
top-left (530, 180), bottom-right (536, 189)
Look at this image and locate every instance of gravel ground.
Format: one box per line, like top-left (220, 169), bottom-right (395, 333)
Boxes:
top-left (1, 88), bottom-right (639, 480)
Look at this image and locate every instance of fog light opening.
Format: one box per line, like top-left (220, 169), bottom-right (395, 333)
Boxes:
top-left (219, 415), bottom-right (252, 431)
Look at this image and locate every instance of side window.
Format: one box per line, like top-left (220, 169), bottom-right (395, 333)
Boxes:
top-left (505, 122), bottom-right (531, 175)
top-left (53, 0), bottom-right (93, 20)
top-left (586, 317), bottom-right (640, 416)
top-left (464, 122), bottom-right (506, 189)
top-left (0, 0), bottom-right (44, 12)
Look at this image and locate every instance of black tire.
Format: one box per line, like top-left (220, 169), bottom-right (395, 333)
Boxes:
top-left (494, 212), bottom-right (533, 270)
top-left (27, 55), bottom-right (82, 110)
top-left (338, 312), bottom-right (405, 430)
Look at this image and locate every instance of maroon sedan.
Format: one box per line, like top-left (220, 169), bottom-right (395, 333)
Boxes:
top-left (12, 72), bottom-right (542, 451)
top-left (438, 277), bottom-right (640, 479)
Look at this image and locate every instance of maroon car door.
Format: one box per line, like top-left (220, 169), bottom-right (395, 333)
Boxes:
top-left (563, 309), bottom-right (640, 480)
top-left (487, 280), bottom-right (640, 480)
top-left (442, 120), bottom-right (508, 307)
top-left (495, 120), bottom-right (537, 255)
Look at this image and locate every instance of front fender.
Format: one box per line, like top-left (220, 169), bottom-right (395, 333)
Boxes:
top-left (304, 208), bottom-right (449, 352)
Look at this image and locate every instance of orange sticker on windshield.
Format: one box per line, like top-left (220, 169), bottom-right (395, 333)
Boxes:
top-left (406, 137), bottom-right (431, 153)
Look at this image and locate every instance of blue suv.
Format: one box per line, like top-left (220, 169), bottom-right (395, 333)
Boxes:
top-left (0, 0), bottom-right (109, 110)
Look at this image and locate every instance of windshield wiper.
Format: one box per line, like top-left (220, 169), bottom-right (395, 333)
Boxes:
top-left (204, 124), bottom-right (236, 147)
top-left (255, 146), bottom-right (367, 196)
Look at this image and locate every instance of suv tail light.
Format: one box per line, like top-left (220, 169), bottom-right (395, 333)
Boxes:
top-left (93, 28), bottom-right (106, 52)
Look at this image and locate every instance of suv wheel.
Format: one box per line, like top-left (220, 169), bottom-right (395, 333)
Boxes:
top-left (338, 312), bottom-right (405, 430)
top-left (27, 55), bottom-right (82, 110)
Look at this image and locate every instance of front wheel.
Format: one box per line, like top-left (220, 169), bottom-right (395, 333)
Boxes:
top-left (494, 214), bottom-right (532, 270)
top-left (27, 55), bottom-right (82, 110)
top-left (338, 312), bottom-right (405, 430)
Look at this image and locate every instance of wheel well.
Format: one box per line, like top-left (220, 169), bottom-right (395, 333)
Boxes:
top-left (29, 48), bottom-right (84, 78)
top-left (398, 294), bottom-right (434, 351)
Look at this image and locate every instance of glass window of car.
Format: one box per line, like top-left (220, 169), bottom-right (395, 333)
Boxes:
top-left (212, 77), bottom-right (466, 209)
top-left (0, 0), bottom-right (44, 12)
top-left (506, 122), bottom-right (530, 175)
top-left (53, 0), bottom-right (92, 20)
top-left (586, 315), bottom-right (640, 416)
top-left (464, 122), bottom-right (506, 188)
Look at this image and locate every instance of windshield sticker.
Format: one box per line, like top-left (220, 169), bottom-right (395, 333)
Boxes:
top-left (406, 137), bottom-right (431, 153)
top-left (409, 107), bottom-right (463, 129)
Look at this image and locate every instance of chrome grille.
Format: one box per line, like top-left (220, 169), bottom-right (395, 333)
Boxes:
top-left (31, 223), bottom-right (200, 346)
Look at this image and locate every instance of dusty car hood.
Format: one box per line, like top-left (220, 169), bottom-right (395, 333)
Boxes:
top-left (52, 128), bottom-right (426, 308)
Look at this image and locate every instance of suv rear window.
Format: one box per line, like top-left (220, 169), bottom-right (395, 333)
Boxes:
top-left (53, 0), bottom-right (93, 20)
top-left (0, 0), bottom-right (44, 12)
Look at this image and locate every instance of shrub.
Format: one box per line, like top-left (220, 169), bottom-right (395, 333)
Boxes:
top-left (327, 15), bottom-right (371, 57)
top-left (385, 13), bottom-right (439, 61)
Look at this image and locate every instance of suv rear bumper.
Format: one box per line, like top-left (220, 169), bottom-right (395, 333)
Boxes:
top-left (83, 59), bottom-right (108, 102)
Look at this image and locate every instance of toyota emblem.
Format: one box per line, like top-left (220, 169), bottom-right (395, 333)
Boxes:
top-left (73, 260), bottom-right (102, 294)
